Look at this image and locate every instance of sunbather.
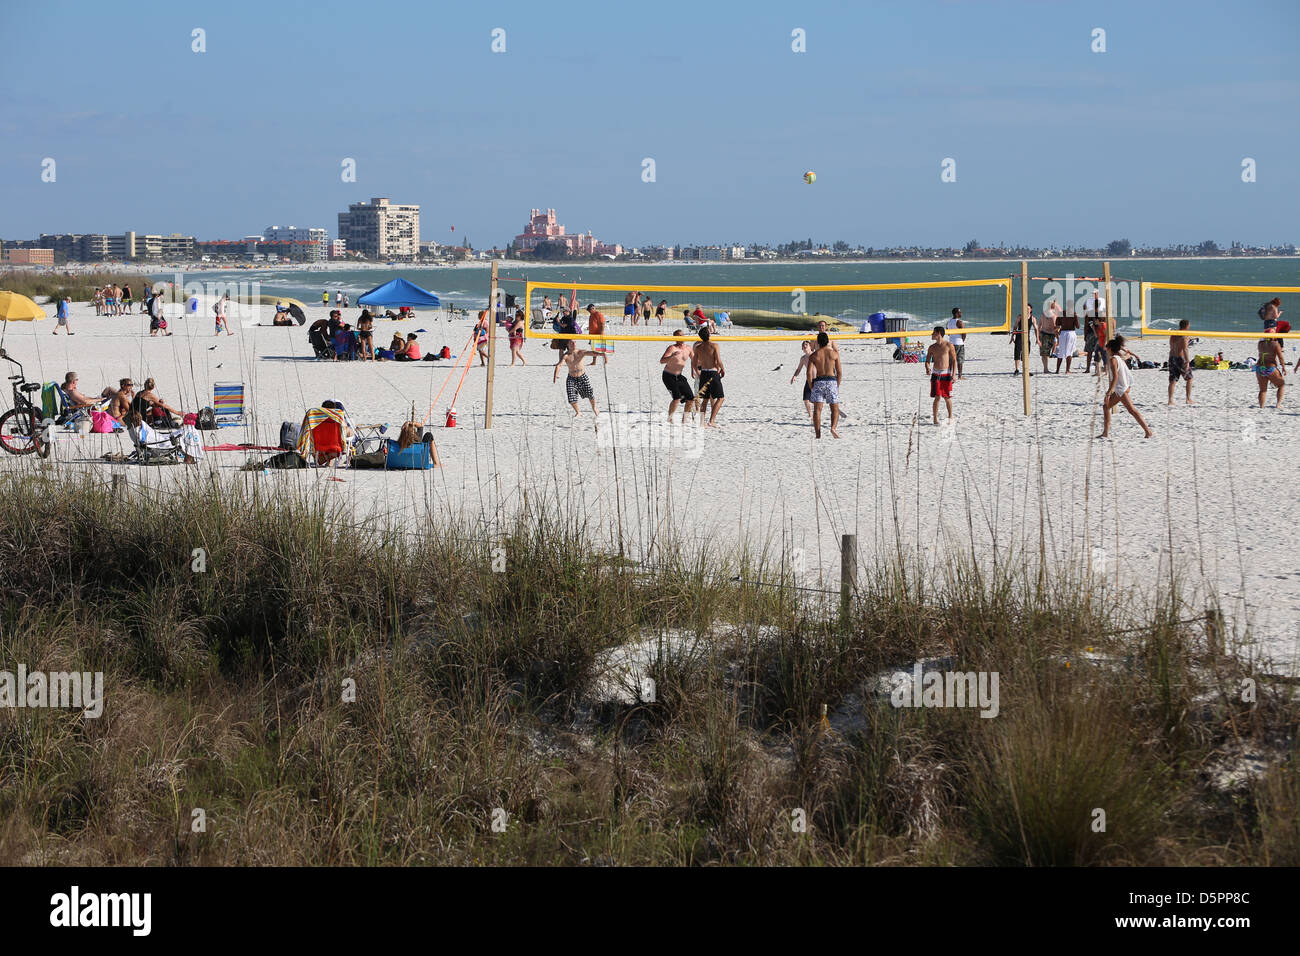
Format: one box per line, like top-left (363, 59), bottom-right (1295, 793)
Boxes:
top-left (105, 379), bottom-right (135, 421)
top-left (63, 372), bottom-right (101, 409)
top-left (134, 378), bottom-right (183, 428)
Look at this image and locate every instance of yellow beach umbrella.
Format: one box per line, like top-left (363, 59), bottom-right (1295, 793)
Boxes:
top-left (0, 291), bottom-right (48, 322)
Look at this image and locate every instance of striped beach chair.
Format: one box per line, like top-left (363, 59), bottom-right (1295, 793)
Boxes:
top-left (213, 382), bottom-right (247, 427)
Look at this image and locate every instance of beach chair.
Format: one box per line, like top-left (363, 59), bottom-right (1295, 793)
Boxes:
top-left (295, 407), bottom-right (349, 466)
top-left (213, 382), bottom-right (246, 427)
top-left (124, 422), bottom-right (186, 465)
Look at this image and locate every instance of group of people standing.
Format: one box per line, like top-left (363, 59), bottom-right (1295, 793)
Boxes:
top-left (93, 283), bottom-right (135, 317)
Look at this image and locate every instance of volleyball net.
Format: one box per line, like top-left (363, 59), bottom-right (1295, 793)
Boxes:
top-left (1140, 282), bottom-right (1300, 339)
top-left (520, 278), bottom-right (1013, 342)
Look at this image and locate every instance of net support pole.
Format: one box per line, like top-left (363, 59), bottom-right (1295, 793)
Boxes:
top-left (1021, 260), bottom-right (1031, 416)
top-left (485, 259), bottom-right (498, 429)
top-left (1102, 261), bottom-right (1114, 343)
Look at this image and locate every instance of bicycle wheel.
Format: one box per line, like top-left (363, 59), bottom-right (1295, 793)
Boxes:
top-left (0, 406), bottom-right (44, 456)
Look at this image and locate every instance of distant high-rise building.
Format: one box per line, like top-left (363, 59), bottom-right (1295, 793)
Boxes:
top-left (264, 225), bottom-right (327, 260)
top-left (337, 198), bottom-right (419, 260)
top-left (514, 208), bottom-right (620, 257)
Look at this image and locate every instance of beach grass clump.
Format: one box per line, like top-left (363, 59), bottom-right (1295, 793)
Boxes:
top-left (0, 468), bottom-right (1294, 865)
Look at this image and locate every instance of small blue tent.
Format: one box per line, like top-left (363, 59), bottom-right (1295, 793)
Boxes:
top-left (357, 278), bottom-right (441, 309)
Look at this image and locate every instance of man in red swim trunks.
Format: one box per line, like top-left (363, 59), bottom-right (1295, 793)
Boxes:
top-left (925, 325), bottom-right (957, 424)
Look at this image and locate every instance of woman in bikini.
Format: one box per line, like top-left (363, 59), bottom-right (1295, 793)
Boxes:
top-left (1255, 334), bottom-right (1286, 408)
top-left (357, 310), bottom-right (375, 360)
top-left (1099, 335), bottom-right (1153, 439)
top-left (508, 309), bottom-right (527, 366)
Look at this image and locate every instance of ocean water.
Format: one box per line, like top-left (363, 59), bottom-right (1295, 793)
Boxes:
top-left (177, 257), bottom-right (1298, 336)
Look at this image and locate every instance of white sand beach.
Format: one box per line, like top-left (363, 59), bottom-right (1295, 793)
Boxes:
top-left (5, 299), bottom-right (1298, 675)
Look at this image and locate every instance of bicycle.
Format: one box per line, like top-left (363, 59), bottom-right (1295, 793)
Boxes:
top-left (0, 348), bottom-right (51, 458)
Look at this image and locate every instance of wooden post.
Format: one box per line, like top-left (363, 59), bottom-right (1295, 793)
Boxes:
top-left (485, 259), bottom-right (498, 429)
top-left (840, 533), bottom-right (856, 628)
top-left (1206, 606), bottom-right (1225, 659)
top-left (1102, 261), bottom-right (1114, 343)
top-left (1021, 260), bottom-right (1031, 415)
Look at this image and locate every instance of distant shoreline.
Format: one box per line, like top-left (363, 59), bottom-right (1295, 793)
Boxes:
top-left (5, 254), bottom-right (1297, 277)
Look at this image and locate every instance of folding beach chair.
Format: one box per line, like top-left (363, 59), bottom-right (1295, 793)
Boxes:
top-left (123, 423), bottom-right (186, 465)
top-left (51, 385), bottom-right (107, 432)
top-left (213, 382), bottom-right (247, 427)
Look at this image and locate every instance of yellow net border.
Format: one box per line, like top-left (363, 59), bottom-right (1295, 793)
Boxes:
top-left (521, 278), bottom-right (1013, 343)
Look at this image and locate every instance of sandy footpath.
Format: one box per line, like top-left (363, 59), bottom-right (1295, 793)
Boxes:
top-left (5, 299), bottom-right (1298, 674)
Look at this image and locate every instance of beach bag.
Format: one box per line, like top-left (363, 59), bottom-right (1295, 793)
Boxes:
top-left (90, 410), bottom-right (116, 433)
top-left (264, 450), bottom-right (307, 469)
top-left (350, 449), bottom-right (387, 469)
top-left (1259, 303), bottom-right (1269, 321)
top-left (440, 345), bottom-right (451, 359)
top-left (196, 406), bottom-right (218, 430)
top-left (279, 421), bottom-right (300, 449)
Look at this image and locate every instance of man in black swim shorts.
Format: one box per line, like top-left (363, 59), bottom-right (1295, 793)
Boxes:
top-left (658, 330), bottom-right (695, 422)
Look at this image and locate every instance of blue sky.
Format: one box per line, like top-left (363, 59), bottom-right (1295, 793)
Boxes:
top-left (1, 0), bottom-right (1296, 248)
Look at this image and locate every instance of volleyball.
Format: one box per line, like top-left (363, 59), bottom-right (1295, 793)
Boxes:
top-left (803, 171), bottom-right (816, 184)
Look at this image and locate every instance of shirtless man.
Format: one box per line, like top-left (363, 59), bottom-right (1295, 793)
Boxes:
top-left (105, 379), bottom-right (135, 422)
top-left (659, 330), bottom-right (695, 422)
top-left (815, 319), bottom-right (839, 352)
top-left (62, 371), bottom-right (100, 409)
top-left (1055, 309), bottom-right (1080, 374)
top-left (624, 291), bottom-right (639, 326)
top-left (691, 327), bottom-right (726, 427)
top-left (925, 325), bottom-right (957, 424)
top-left (1167, 318), bottom-right (1194, 405)
top-left (554, 341), bottom-right (600, 418)
top-left (807, 331), bottom-right (842, 438)
top-left (586, 303), bottom-right (610, 364)
top-left (1038, 300), bottom-right (1059, 373)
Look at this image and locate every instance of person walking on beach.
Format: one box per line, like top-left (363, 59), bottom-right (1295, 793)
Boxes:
top-left (1167, 319), bottom-right (1194, 405)
top-left (808, 331), bottom-right (842, 439)
top-left (475, 310), bottom-right (491, 366)
top-left (1011, 307), bottom-right (1037, 375)
top-left (554, 341), bottom-right (599, 418)
top-left (508, 310), bottom-right (527, 366)
top-left (53, 294), bottom-right (73, 335)
top-left (1083, 290), bottom-right (1108, 375)
top-left (1255, 332), bottom-right (1287, 408)
top-left (624, 291), bottom-right (638, 326)
top-left (659, 330), bottom-right (696, 422)
top-left (641, 294), bottom-right (653, 326)
top-left (926, 325), bottom-right (957, 424)
top-left (692, 326), bottom-right (726, 427)
top-left (148, 292), bottom-right (170, 336)
top-left (586, 303), bottom-right (610, 364)
top-left (213, 293), bottom-right (233, 336)
top-left (1055, 308), bottom-right (1080, 374)
top-left (1099, 335), bottom-right (1153, 439)
top-left (946, 307), bottom-right (967, 379)
top-left (791, 340), bottom-right (816, 418)
top-left (1039, 299), bottom-right (1060, 374)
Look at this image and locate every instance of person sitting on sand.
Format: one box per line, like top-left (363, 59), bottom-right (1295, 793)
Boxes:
top-left (1255, 331), bottom-right (1287, 408)
top-left (104, 379), bottom-right (135, 422)
top-left (553, 341), bottom-right (600, 418)
top-left (1100, 335), bottom-right (1153, 439)
top-left (62, 372), bottom-right (100, 410)
top-left (396, 333), bottom-right (422, 361)
top-left (133, 378), bottom-right (183, 429)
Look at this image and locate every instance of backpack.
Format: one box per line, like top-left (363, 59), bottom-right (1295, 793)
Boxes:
top-left (196, 406), bottom-right (218, 430)
top-left (1259, 303), bottom-right (1268, 320)
top-left (279, 420), bottom-right (300, 449)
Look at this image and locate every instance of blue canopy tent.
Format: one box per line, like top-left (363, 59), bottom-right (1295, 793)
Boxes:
top-left (357, 278), bottom-right (441, 309)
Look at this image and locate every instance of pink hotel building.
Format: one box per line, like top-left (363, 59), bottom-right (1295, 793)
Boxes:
top-left (514, 208), bottom-right (622, 257)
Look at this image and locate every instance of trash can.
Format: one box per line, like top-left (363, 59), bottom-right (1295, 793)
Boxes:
top-left (867, 311), bottom-right (887, 334)
top-left (884, 315), bottom-right (907, 348)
